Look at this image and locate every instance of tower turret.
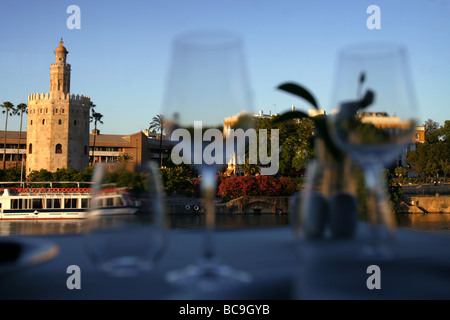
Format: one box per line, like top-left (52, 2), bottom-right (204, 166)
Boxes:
top-left (50, 39), bottom-right (71, 97)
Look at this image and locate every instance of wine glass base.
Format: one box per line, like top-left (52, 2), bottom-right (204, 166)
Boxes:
top-left (98, 257), bottom-right (154, 277)
top-left (166, 258), bottom-right (252, 291)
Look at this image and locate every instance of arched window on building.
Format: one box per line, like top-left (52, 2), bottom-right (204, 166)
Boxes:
top-left (55, 144), bottom-right (62, 154)
top-left (29, 143), bottom-right (32, 154)
top-left (58, 119), bottom-right (62, 125)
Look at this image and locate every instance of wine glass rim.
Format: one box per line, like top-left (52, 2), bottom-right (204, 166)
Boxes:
top-left (339, 42), bottom-right (407, 57)
top-left (173, 29), bottom-right (242, 48)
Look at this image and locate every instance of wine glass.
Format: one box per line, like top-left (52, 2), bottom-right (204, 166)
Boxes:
top-left (328, 43), bottom-right (419, 257)
top-left (83, 161), bottom-right (166, 277)
top-left (163, 30), bottom-right (253, 290)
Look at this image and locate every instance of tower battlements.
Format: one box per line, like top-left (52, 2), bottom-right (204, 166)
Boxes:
top-left (28, 92), bottom-right (91, 105)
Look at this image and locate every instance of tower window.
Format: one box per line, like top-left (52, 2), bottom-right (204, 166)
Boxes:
top-left (42, 119), bottom-right (46, 125)
top-left (62, 109), bottom-right (65, 114)
top-left (55, 144), bottom-right (62, 154)
top-left (58, 119), bottom-right (62, 125)
top-left (74, 120), bottom-right (77, 125)
top-left (84, 145), bottom-right (88, 155)
top-left (30, 120), bottom-right (33, 125)
top-left (29, 143), bottom-right (32, 154)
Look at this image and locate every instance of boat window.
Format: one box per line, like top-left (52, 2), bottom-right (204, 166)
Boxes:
top-left (106, 197), bottom-right (114, 207)
top-left (32, 198), bottom-right (43, 209)
top-left (54, 199), bottom-right (61, 209)
top-left (64, 198), bottom-right (77, 209)
top-left (11, 199), bottom-right (23, 209)
top-left (81, 198), bottom-right (89, 208)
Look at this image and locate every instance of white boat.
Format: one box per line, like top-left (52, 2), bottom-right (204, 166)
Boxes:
top-left (88, 187), bottom-right (140, 217)
top-left (0, 187), bottom-right (138, 220)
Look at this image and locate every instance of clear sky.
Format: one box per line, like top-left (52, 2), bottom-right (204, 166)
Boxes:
top-left (0, 0), bottom-right (449, 134)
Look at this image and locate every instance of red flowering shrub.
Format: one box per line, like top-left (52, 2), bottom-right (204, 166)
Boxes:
top-left (279, 176), bottom-right (298, 195)
top-left (218, 175), bottom-right (299, 201)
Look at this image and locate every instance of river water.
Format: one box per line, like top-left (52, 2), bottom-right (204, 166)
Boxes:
top-left (0, 213), bottom-right (449, 237)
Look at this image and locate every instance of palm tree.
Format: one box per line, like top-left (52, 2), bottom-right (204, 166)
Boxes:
top-left (117, 153), bottom-right (133, 170)
top-left (14, 103), bottom-right (28, 168)
top-left (90, 104), bottom-right (103, 166)
top-left (148, 114), bottom-right (165, 167)
top-left (1, 102), bottom-right (15, 170)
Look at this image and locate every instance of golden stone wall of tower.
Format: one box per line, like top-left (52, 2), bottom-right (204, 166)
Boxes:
top-left (26, 41), bottom-right (91, 175)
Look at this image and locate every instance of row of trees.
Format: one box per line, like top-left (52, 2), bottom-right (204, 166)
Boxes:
top-left (0, 166), bottom-right (93, 187)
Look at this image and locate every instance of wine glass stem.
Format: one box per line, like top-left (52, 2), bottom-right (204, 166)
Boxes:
top-left (200, 166), bottom-right (217, 261)
top-left (363, 164), bottom-right (396, 252)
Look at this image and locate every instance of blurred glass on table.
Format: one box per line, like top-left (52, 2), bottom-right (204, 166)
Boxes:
top-left (327, 42), bottom-right (419, 257)
top-left (162, 29), bottom-right (254, 290)
top-left (83, 161), bottom-right (166, 277)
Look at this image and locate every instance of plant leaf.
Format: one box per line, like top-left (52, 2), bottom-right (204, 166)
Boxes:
top-left (277, 82), bottom-right (319, 109)
top-left (360, 89), bottom-right (374, 109)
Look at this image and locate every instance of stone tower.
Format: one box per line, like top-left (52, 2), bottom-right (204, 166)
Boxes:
top-left (27, 40), bottom-right (91, 175)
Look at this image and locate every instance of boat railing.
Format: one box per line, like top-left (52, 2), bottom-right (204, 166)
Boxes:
top-left (0, 181), bottom-right (94, 189)
top-left (0, 187), bottom-right (93, 194)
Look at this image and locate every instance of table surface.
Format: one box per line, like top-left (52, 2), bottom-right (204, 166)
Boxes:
top-left (1, 224), bottom-right (449, 300)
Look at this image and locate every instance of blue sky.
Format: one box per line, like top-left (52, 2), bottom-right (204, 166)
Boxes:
top-left (0, 0), bottom-right (449, 134)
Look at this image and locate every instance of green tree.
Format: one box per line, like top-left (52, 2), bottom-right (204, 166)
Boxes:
top-left (406, 144), bottom-right (426, 177)
top-left (385, 170), bottom-right (403, 214)
top-left (256, 115), bottom-right (315, 175)
top-left (52, 167), bottom-right (79, 182)
top-left (27, 169), bottom-right (54, 187)
top-left (1, 101), bottom-right (15, 170)
top-left (424, 119), bottom-right (441, 144)
top-left (149, 114), bottom-right (165, 168)
top-left (440, 120), bottom-right (450, 143)
top-left (90, 104), bottom-right (103, 166)
top-left (14, 103), bottom-right (27, 167)
top-left (2, 166), bottom-right (23, 184)
top-left (394, 166), bottom-right (409, 183)
top-left (441, 159), bottom-right (450, 182)
top-left (74, 166), bottom-right (94, 186)
top-left (160, 166), bottom-right (193, 195)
